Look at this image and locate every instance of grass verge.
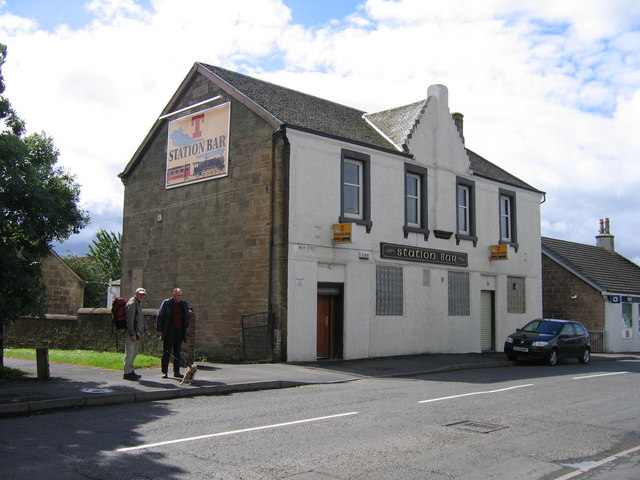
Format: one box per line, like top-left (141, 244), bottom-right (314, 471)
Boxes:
top-left (4, 348), bottom-right (161, 370)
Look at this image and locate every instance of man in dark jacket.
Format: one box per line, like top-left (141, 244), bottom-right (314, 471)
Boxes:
top-left (156, 288), bottom-right (191, 378)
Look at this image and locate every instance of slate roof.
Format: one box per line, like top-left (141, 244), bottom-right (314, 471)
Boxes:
top-left (122, 62), bottom-right (542, 195)
top-left (199, 64), bottom-right (397, 152)
top-left (542, 236), bottom-right (640, 295)
top-left (362, 99), bottom-right (428, 151)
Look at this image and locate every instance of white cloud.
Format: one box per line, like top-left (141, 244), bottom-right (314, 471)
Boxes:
top-left (1, 0), bottom-right (639, 262)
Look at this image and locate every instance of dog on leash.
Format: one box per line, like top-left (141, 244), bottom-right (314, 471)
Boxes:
top-left (180, 364), bottom-right (198, 385)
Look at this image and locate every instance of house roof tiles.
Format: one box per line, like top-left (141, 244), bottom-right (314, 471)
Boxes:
top-left (542, 236), bottom-right (640, 295)
top-left (122, 62), bottom-right (542, 195)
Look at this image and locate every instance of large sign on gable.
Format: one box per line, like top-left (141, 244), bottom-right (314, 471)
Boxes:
top-left (165, 102), bottom-right (230, 188)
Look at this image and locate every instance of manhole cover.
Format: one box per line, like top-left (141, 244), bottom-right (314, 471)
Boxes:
top-left (79, 388), bottom-right (115, 394)
top-left (445, 420), bottom-right (508, 434)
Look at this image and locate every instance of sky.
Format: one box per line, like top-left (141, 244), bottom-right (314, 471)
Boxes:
top-left (1, 0), bottom-right (639, 265)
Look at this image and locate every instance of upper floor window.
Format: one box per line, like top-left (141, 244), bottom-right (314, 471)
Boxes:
top-left (499, 188), bottom-right (518, 249)
top-left (343, 159), bottom-right (362, 218)
top-left (456, 177), bottom-right (477, 246)
top-left (404, 164), bottom-right (429, 239)
top-left (457, 185), bottom-right (470, 234)
top-left (340, 149), bottom-right (372, 232)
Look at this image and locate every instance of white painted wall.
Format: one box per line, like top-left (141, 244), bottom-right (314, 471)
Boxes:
top-left (284, 85), bottom-right (543, 362)
top-left (603, 297), bottom-right (640, 352)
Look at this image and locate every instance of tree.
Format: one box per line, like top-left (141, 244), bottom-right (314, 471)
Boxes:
top-left (87, 229), bottom-right (122, 283)
top-left (63, 230), bottom-right (122, 308)
top-left (0, 44), bottom-right (90, 377)
top-left (62, 255), bottom-right (107, 308)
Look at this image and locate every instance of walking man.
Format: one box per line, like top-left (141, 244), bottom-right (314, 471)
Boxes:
top-left (123, 287), bottom-right (148, 381)
top-left (157, 288), bottom-right (191, 378)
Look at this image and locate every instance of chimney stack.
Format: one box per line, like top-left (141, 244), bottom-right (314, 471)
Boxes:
top-left (596, 217), bottom-right (615, 252)
top-left (452, 112), bottom-right (464, 143)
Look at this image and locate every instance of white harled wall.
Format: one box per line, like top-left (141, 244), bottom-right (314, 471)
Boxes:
top-left (285, 86), bottom-right (543, 362)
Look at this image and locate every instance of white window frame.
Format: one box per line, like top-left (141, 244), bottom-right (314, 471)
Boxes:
top-left (343, 158), bottom-right (363, 220)
top-left (406, 173), bottom-right (420, 227)
top-left (500, 194), bottom-right (512, 242)
top-left (457, 184), bottom-right (470, 235)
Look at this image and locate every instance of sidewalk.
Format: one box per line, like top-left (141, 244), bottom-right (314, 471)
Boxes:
top-left (1, 352), bottom-right (637, 417)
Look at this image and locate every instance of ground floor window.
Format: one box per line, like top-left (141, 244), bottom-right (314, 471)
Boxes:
top-left (448, 271), bottom-right (469, 316)
top-left (623, 303), bottom-right (632, 328)
top-left (507, 276), bottom-right (526, 313)
top-left (376, 265), bottom-right (403, 316)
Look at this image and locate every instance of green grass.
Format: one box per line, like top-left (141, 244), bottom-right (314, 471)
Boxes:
top-left (4, 348), bottom-right (161, 370)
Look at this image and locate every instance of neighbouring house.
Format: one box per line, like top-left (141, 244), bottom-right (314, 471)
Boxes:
top-left (41, 249), bottom-right (85, 315)
top-left (542, 219), bottom-right (640, 352)
top-left (119, 63), bottom-right (544, 362)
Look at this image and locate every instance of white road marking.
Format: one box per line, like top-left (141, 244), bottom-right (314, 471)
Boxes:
top-left (554, 444), bottom-right (640, 479)
top-left (116, 411), bottom-right (359, 452)
top-left (572, 371), bottom-right (629, 380)
top-left (418, 384), bottom-right (534, 404)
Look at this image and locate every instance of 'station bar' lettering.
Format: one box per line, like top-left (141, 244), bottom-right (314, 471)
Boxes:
top-left (380, 242), bottom-right (468, 267)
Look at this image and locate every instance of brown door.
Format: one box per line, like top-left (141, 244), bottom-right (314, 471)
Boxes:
top-left (317, 295), bottom-right (333, 359)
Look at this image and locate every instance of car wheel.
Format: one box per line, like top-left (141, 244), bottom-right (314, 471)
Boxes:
top-left (579, 347), bottom-right (590, 364)
top-left (546, 348), bottom-right (558, 366)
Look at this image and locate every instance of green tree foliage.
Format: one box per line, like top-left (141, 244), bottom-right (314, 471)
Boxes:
top-left (63, 255), bottom-right (107, 308)
top-left (0, 43), bottom-right (90, 377)
top-left (87, 229), bottom-right (122, 282)
top-left (63, 230), bottom-right (122, 308)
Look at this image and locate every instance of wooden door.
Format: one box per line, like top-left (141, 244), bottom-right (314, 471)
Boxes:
top-left (317, 295), bottom-right (333, 359)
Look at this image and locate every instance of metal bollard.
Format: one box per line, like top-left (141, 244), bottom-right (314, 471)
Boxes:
top-left (36, 347), bottom-right (50, 380)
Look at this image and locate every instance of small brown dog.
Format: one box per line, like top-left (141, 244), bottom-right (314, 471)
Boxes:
top-left (180, 364), bottom-right (198, 385)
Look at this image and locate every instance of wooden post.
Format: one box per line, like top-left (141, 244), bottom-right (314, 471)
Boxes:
top-left (36, 347), bottom-right (50, 380)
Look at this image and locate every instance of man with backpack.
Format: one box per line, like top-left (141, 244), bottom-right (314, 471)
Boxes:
top-left (123, 287), bottom-right (149, 381)
top-left (156, 288), bottom-right (191, 379)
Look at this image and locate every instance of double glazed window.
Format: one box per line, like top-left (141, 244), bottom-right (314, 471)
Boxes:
top-left (456, 177), bottom-right (477, 246)
top-left (343, 159), bottom-right (362, 218)
top-left (340, 149), bottom-right (372, 232)
top-left (499, 188), bottom-right (518, 248)
top-left (404, 164), bottom-right (429, 239)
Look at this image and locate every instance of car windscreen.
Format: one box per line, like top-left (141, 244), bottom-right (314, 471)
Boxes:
top-left (522, 320), bottom-right (563, 335)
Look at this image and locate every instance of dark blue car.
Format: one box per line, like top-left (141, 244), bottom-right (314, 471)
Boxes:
top-left (504, 318), bottom-right (590, 366)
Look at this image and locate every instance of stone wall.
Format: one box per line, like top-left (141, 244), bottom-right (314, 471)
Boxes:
top-left (120, 71), bottom-right (288, 362)
top-left (42, 251), bottom-right (84, 315)
top-left (5, 310), bottom-right (197, 363)
top-left (542, 255), bottom-right (605, 330)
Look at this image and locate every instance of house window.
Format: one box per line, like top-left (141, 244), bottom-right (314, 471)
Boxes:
top-left (499, 188), bottom-right (518, 249)
top-left (507, 276), bottom-right (526, 313)
top-left (340, 149), bottom-right (372, 232)
top-left (623, 303), bottom-right (632, 328)
top-left (456, 177), bottom-right (477, 246)
top-left (376, 265), bottom-right (403, 316)
top-left (448, 271), bottom-right (470, 316)
top-left (343, 159), bottom-right (362, 218)
top-left (457, 185), bottom-right (470, 233)
top-left (404, 164), bottom-right (429, 239)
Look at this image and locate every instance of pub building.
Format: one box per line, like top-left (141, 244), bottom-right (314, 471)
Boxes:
top-left (119, 63), bottom-right (544, 362)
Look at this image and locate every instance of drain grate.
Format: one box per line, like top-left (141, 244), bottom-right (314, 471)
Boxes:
top-left (445, 420), bottom-right (508, 434)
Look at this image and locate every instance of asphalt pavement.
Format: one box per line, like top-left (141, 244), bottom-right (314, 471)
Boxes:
top-left (2, 351), bottom-right (638, 418)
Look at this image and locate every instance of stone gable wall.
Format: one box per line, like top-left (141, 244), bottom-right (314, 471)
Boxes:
top-left (42, 253), bottom-right (84, 315)
top-left (121, 72), bottom-right (287, 362)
